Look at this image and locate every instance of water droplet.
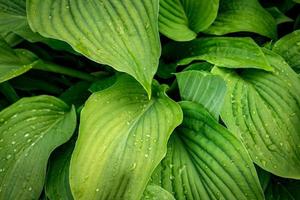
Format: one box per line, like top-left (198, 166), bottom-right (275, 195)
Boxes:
top-left (12, 114), bottom-right (18, 119)
top-left (28, 187), bottom-right (32, 191)
top-left (48, 15), bottom-right (52, 19)
top-left (6, 154), bottom-right (11, 160)
top-left (279, 142), bottom-right (283, 146)
top-left (24, 134), bottom-right (29, 138)
top-left (96, 188), bottom-right (99, 192)
top-left (27, 139), bottom-right (32, 143)
top-left (0, 139), bottom-right (3, 143)
top-left (126, 121), bottom-right (130, 125)
top-left (11, 141), bottom-right (16, 145)
top-left (169, 175), bottom-right (175, 180)
top-left (297, 42), bottom-right (300, 46)
top-left (145, 154), bottom-right (149, 158)
top-left (146, 134), bottom-right (151, 138)
top-left (130, 163), bottom-right (137, 170)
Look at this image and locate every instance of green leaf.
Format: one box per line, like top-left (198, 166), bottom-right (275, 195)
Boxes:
top-left (151, 101), bottom-right (264, 200)
top-left (27, 0), bottom-right (161, 96)
top-left (203, 0), bottom-right (277, 39)
top-left (142, 185), bottom-right (175, 200)
top-left (176, 70), bottom-right (226, 118)
top-left (0, 39), bottom-right (38, 83)
top-left (0, 0), bottom-right (27, 33)
top-left (213, 49), bottom-right (300, 179)
top-left (45, 141), bottom-right (74, 200)
top-left (0, 95), bottom-right (77, 200)
top-left (1, 32), bottom-right (23, 47)
top-left (272, 30), bottom-right (300, 73)
top-left (266, 7), bottom-right (293, 25)
top-left (159, 0), bottom-right (219, 41)
top-left (164, 37), bottom-right (273, 71)
top-left (70, 75), bottom-right (183, 200)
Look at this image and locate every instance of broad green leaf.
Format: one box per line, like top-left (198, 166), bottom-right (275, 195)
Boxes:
top-left (266, 7), bottom-right (293, 25)
top-left (0, 82), bottom-right (19, 103)
top-left (45, 141), bottom-right (74, 200)
top-left (294, 0), bottom-right (300, 3)
top-left (164, 37), bottom-right (273, 71)
top-left (203, 0), bottom-right (277, 39)
top-left (0, 95), bottom-right (77, 200)
top-left (27, 0), bottom-right (161, 96)
top-left (70, 75), bottom-right (183, 200)
top-left (0, 0), bottom-right (27, 32)
top-left (142, 185), bottom-right (175, 200)
top-left (213, 49), bottom-right (300, 179)
top-left (159, 0), bottom-right (219, 41)
top-left (151, 101), bottom-right (264, 200)
top-left (0, 39), bottom-right (38, 83)
top-left (273, 30), bottom-right (300, 72)
top-left (176, 70), bottom-right (226, 118)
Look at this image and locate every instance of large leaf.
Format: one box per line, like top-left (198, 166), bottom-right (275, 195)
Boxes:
top-left (70, 75), bottom-right (183, 200)
top-left (159, 0), bottom-right (219, 41)
top-left (164, 37), bottom-right (273, 71)
top-left (176, 70), bottom-right (226, 118)
top-left (27, 0), bottom-right (161, 96)
top-left (272, 30), bottom-right (300, 73)
top-left (213, 49), bottom-right (300, 179)
top-left (0, 0), bottom-right (27, 32)
top-left (0, 95), bottom-right (76, 200)
top-left (150, 101), bottom-right (264, 200)
top-left (0, 39), bottom-right (38, 83)
top-left (203, 0), bottom-right (277, 39)
top-left (45, 141), bottom-right (74, 200)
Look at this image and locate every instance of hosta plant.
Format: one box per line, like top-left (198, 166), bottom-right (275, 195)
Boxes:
top-left (0, 0), bottom-right (300, 200)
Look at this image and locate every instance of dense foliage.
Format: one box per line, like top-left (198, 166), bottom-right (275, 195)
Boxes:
top-left (0, 0), bottom-right (300, 200)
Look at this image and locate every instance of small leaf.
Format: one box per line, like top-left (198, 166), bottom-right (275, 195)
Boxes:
top-left (142, 185), bottom-right (175, 200)
top-left (159, 0), bottom-right (219, 41)
top-left (266, 7), bottom-right (293, 25)
top-left (213, 49), bottom-right (300, 179)
top-left (151, 101), bottom-right (264, 200)
top-left (45, 141), bottom-right (74, 200)
top-left (0, 39), bottom-right (38, 83)
top-left (164, 37), bottom-right (273, 71)
top-left (70, 75), bottom-right (183, 200)
top-left (176, 70), bottom-right (226, 118)
top-left (203, 0), bottom-right (277, 39)
top-left (27, 0), bottom-right (162, 96)
top-left (273, 30), bottom-right (300, 73)
top-left (0, 95), bottom-right (77, 200)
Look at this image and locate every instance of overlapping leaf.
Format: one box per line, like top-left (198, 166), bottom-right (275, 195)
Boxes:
top-left (45, 141), bottom-right (74, 200)
top-left (273, 30), bottom-right (300, 72)
top-left (0, 0), bottom-right (27, 32)
top-left (0, 39), bottom-right (38, 83)
top-left (150, 102), bottom-right (264, 200)
top-left (27, 0), bottom-right (161, 95)
top-left (176, 70), bottom-right (226, 118)
top-left (203, 0), bottom-right (277, 39)
top-left (164, 37), bottom-right (273, 71)
top-left (159, 0), bottom-right (219, 41)
top-left (0, 96), bottom-right (76, 200)
top-left (142, 185), bottom-right (175, 200)
top-left (213, 49), bottom-right (300, 179)
top-left (70, 75), bottom-right (182, 200)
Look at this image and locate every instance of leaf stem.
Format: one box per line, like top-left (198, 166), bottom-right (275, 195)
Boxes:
top-left (32, 60), bottom-right (97, 82)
